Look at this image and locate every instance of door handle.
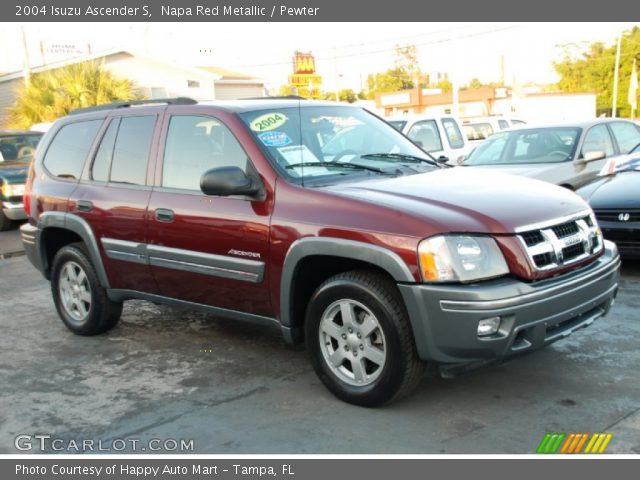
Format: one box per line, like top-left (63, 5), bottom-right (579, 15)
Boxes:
top-left (154, 208), bottom-right (174, 223)
top-left (76, 200), bottom-right (93, 212)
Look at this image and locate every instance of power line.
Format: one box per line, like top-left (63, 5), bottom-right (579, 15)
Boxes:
top-left (224, 24), bottom-right (521, 70)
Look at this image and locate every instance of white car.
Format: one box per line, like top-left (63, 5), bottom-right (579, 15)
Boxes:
top-left (461, 116), bottom-right (526, 144)
top-left (387, 114), bottom-right (472, 164)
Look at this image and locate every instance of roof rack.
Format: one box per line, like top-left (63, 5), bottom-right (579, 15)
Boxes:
top-left (69, 97), bottom-right (197, 115)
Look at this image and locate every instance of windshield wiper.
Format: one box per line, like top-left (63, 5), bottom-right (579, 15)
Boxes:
top-left (360, 153), bottom-right (447, 168)
top-left (284, 161), bottom-right (392, 174)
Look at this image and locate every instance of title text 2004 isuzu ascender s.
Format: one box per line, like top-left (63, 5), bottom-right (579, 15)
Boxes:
top-left (20, 98), bottom-right (620, 406)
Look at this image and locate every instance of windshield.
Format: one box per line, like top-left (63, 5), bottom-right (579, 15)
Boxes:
top-left (464, 127), bottom-right (581, 165)
top-left (0, 133), bottom-right (42, 162)
top-left (239, 105), bottom-right (438, 185)
top-left (387, 120), bottom-right (407, 131)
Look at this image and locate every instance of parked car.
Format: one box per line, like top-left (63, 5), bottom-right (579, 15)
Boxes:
top-left (461, 120), bottom-right (640, 190)
top-left (0, 129), bottom-right (43, 230)
top-left (577, 155), bottom-right (640, 258)
top-left (461, 116), bottom-right (526, 143)
top-left (21, 98), bottom-right (619, 406)
top-left (386, 114), bottom-right (471, 164)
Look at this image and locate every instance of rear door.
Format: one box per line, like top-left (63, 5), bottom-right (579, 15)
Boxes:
top-left (72, 110), bottom-right (162, 292)
top-left (145, 109), bottom-right (272, 317)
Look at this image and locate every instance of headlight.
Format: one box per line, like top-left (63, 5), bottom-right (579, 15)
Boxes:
top-left (418, 235), bottom-right (509, 282)
top-left (1, 183), bottom-right (25, 197)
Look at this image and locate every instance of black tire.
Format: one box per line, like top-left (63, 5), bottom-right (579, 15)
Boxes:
top-left (305, 270), bottom-right (425, 407)
top-left (0, 210), bottom-right (11, 231)
top-left (51, 243), bottom-right (122, 335)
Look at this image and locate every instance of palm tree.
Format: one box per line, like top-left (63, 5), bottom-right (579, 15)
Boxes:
top-left (8, 61), bottom-right (142, 129)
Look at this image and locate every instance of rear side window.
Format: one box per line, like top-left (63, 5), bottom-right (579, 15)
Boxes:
top-left (441, 118), bottom-right (465, 149)
top-left (43, 120), bottom-right (102, 179)
top-left (609, 122), bottom-right (640, 153)
top-left (109, 116), bottom-right (156, 185)
top-left (498, 120), bottom-right (510, 130)
top-left (407, 120), bottom-right (442, 152)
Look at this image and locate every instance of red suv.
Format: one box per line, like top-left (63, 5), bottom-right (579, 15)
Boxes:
top-left (21, 98), bottom-right (620, 406)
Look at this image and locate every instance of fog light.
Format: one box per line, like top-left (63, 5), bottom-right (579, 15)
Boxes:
top-left (478, 316), bottom-right (501, 337)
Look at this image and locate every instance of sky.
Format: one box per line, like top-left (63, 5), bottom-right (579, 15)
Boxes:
top-left (0, 22), bottom-right (636, 92)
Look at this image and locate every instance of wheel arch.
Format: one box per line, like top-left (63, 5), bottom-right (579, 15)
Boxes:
top-left (279, 237), bottom-right (415, 337)
top-left (37, 212), bottom-right (110, 288)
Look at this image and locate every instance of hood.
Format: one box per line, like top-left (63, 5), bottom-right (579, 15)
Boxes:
top-left (463, 163), bottom-right (563, 180)
top-left (0, 161), bottom-right (29, 184)
top-left (323, 167), bottom-right (590, 234)
top-left (577, 172), bottom-right (640, 209)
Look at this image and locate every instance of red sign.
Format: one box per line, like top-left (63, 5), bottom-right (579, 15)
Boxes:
top-left (293, 52), bottom-right (316, 74)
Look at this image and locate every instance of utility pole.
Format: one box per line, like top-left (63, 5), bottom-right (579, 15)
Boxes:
top-left (612, 34), bottom-right (622, 118)
top-left (20, 26), bottom-right (31, 86)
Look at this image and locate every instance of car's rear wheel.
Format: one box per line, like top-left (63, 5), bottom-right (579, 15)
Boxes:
top-left (51, 243), bottom-right (122, 335)
top-left (305, 270), bottom-right (425, 407)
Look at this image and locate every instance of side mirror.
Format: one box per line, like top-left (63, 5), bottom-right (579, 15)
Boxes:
top-left (437, 155), bottom-right (450, 163)
top-left (200, 166), bottom-right (259, 197)
top-left (580, 150), bottom-right (606, 163)
top-left (414, 140), bottom-right (423, 147)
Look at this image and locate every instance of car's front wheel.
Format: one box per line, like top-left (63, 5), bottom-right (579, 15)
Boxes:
top-left (305, 270), bottom-right (425, 407)
top-left (51, 243), bottom-right (122, 335)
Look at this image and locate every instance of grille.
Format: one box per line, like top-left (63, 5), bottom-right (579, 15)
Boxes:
top-left (594, 209), bottom-right (640, 223)
top-left (601, 229), bottom-right (640, 257)
top-left (552, 221), bottom-right (580, 238)
top-left (517, 212), bottom-right (603, 272)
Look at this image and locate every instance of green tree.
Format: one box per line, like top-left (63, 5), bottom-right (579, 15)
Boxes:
top-left (553, 26), bottom-right (640, 117)
top-left (436, 80), bottom-right (453, 93)
top-left (338, 89), bottom-right (357, 103)
top-left (8, 61), bottom-right (141, 128)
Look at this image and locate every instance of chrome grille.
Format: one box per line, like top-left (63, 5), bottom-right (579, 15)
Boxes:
top-left (516, 211), bottom-right (604, 271)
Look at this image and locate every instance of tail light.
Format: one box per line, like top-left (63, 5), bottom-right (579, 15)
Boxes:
top-left (23, 162), bottom-right (35, 218)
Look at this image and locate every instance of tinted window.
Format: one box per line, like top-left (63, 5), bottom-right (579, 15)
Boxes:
top-left (110, 116), bottom-right (155, 185)
top-left (162, 115), bottom-right (248, 190)
top-left (43, 120), bottom-right (102, 179)
top-left (407, 120), bottom-right (442, 152)
top-left (582, 124), bottom-right (615, 158)
top-left (91, 119), bottom-right (119, 182)
top-left (441, 118), bottom-right (465, 149)
top-left (498, 120), bottom-right (510, 130)
top-left (0, 133), bottom-right (42, 161)
top-left (609, 122), bottom-right (640, 153)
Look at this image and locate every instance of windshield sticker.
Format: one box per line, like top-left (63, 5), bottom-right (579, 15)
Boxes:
top-left (258, 131), bottom-right (292, 147)
top-left (277, 145), bottom-right (321, 165)
top-left (250, 112), bottom-right (288, 132)
top-left (599, 156), bottom-right (640, 175)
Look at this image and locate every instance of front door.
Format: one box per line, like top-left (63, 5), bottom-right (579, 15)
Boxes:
top-left (146, 112), bottom-right (272, 317)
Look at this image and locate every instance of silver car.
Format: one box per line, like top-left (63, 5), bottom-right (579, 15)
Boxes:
top-left (462, 119), bottom-right (640, 189)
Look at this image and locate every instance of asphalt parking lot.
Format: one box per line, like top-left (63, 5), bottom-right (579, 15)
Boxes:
top-left (0, 225), bottom-right (638, 454)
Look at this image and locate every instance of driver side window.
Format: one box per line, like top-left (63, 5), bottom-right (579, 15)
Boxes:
top-left (582, 125), bottom-right (615, 158)
top-left (162, 115), bottom-right (248, 191)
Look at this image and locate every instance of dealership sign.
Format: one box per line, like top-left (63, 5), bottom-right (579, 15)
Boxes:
top-left (288, 51), bottom-right (322, 98)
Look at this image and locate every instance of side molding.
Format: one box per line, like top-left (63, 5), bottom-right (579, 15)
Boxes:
top-left (38, 212), bottom-right (111, 288)
top-left (279, 237), bottom-right (415, 328)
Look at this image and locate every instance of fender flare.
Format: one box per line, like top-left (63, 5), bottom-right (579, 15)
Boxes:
top-left (37, 212), bottom-right (110, 288)
top-left (279, 237), bottom-right (415, 328)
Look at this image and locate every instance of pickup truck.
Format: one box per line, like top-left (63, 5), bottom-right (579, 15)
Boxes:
top-left (20, 98), bottom-right (620, 406)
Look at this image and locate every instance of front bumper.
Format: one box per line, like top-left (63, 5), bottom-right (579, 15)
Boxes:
top-left (2, 200), bottom-right (26, 220)
top-left (399, 241), bottom-right (620, 364)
